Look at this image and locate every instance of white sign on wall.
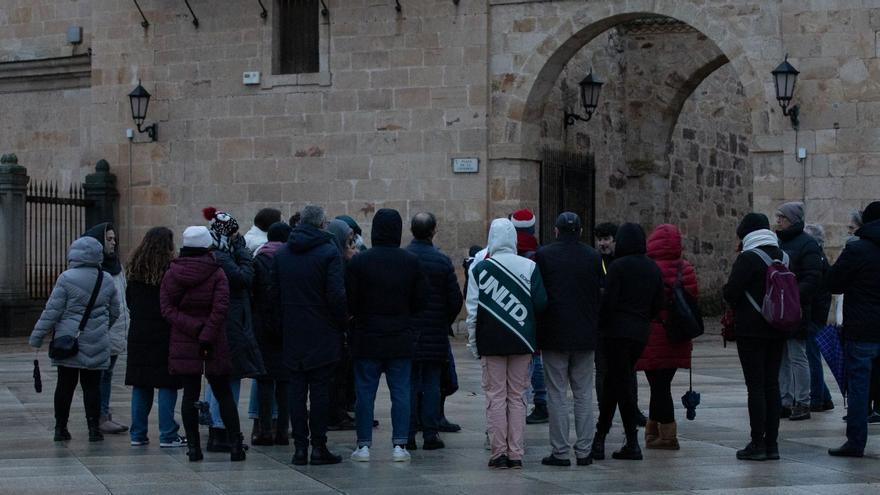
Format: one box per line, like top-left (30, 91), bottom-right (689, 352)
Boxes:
top-left (452, 157), bottom-right (479, 173)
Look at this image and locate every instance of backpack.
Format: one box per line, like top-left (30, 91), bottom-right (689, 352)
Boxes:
top-left (745, 249), bottom-right (801, 332)
top-left (664, 262), bottom-right (705, 343)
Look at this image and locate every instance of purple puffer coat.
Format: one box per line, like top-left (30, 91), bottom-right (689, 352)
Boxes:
top-left (160, 252), bottom-right (231, 376)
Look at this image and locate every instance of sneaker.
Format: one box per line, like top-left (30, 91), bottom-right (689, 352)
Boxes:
top-left (789, 404), bottom-right (811, 421)
top-left (488, 454), bottom-right (509, 469)
top-left (526, 404), bottom-right (549, 424)
top-left (392, 445), bottom-right (411, 462)
top-left (351, 445), bottom-right (370, 462)
top-left (828, 442), bottom-right (864, 458)
top-left (507, 459), bottom-right (523, 469)
top-left (541, 455), bottom-right (571, 467)
top-left (130, 438), bottom-right (149, 446)
top-left (159, 436), bottom-right (187, 448)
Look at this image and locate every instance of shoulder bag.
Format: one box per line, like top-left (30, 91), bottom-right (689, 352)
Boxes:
top-left (49, 268), bottom-right (103, 360)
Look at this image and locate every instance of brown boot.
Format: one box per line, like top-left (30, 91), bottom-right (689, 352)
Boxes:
top-left (647, 422), bottom-right (680, 450)
top-left (644, 420), bottom-right (659, 445)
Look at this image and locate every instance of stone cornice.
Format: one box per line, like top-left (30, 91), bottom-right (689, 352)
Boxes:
top-left (0, 53), bottom-right (91, 94)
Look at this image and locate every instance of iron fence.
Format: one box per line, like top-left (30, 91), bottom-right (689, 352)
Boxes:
top-left (540, 149), bottom-right (596, 245)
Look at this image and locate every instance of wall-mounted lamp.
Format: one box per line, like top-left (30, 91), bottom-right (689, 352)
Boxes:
top-left (128, 81), bottom-right (157, 142)
top-left (772, 54), bottom-right (800, 130)
top-left (564, 69), bottom-right (603, 127)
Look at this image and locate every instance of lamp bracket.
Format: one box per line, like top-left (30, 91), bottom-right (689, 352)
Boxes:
top-left (132, 0), bottom-right (149, 28)
top-left (136, 122), bottom-right (158, 142)
top-left (564, 111), bottom-right (594, 128)
top-left (183, 0), bottom-right (199, 28)
top-left (782, 103), bottom-right (800, 130)
top-left (258, 0), bottom-right (267, 20)
top-left (320, 0), bottom-right (329, 17)
top-left (395, 0), bottom-right (402, 13)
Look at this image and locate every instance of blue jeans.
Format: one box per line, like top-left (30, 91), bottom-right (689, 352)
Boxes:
top-left (529, 354), bottom-right (547, 406)
top-left (247, 380), bottom-right (278, 420)
top-left (100, 355), bottom-right (118, 416)
top-left (205, 379), bottom-right (241, 428)
top-left (844, 340), bottom-right (880, 450)
top-left (354, 358), bottom-right (411, 447)
top-left (410, 361), bottom-right (442, 440)
top-left (807, 323), bottom-right (832, 407)
top-left (130, 387), bottom-right (181, 443)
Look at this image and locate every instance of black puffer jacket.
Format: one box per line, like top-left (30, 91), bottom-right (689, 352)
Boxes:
top-left (252, 241), bottom-right (285, 379)
top-left (722, 244), bottom-right (788, 340)
top-left (598, 224), bottom-right (664, 344)
top-left (347, 209), bottom-right (427, 360)
top-left (535, 233), bottom-right (603, 351)
top-left (214, 236), bottom-right (265, 379)
top-left (406, 239), bottom-right (463, 361)
top-left (826, 220), bottom-right (880, 342)
top-left (124, 280), bottom-right (180, 389)
top-left (777, 222), bottom-right (824, 339)
top-left (274, 224), bottom-right (347, 371)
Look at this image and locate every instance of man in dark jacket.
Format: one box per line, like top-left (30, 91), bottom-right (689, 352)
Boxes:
top-left (273, 205), bottom-right (346, 466)
top-left (536, 212), bottom-right (603, 467)
top-left (775, 202), bottom-right (823, 421)
top-left (405, 212), bottom-right (463, 450)
top-left (347, 208), bottom-right (427, 462)
top-left (591, 223), bottom-right (663, 462)
top-left (826, 201), bottom-right (880, 457)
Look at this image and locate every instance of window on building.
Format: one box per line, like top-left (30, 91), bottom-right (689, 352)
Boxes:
top-left (277, 0), bottom-right (319, 74)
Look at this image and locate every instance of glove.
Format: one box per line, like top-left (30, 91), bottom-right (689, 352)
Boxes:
top-left (199, 342), bottom-right (213, 360)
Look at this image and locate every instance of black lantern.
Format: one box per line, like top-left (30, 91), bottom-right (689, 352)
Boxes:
top-left (128, 81), bottom-right (157, 141)
top-left (564, 69), bottom-right (604, 127)
top-left (772, 55), bottom-right (800, 129)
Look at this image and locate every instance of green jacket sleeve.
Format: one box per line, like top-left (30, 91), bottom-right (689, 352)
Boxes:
top-left (530, 265), bottom-right (548, 313)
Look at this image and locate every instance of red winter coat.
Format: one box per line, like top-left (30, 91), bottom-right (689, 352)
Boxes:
top-left (160, 252), bottom-right (232, 376)
top-left (636, 224), bottom-right (696, 371)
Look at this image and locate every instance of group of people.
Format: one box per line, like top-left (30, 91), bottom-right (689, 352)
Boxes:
top-left (27, 197), bottom-right (880, 468)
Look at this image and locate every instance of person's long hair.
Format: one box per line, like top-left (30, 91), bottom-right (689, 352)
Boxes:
top-left (126, 227), bottom-right (175, 285)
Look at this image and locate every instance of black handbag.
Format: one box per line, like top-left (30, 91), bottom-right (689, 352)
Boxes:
top-left (664, 261), bottom-right (705, 343)
top-left (49, 268), bottom-right (103, 360)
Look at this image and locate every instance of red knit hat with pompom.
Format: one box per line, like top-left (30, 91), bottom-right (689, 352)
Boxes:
top-left (510, 208), bottom-right (535, 229)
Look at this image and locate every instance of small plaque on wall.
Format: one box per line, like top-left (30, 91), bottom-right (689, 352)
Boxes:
top-left (452, 157), bottom-right (479, 173)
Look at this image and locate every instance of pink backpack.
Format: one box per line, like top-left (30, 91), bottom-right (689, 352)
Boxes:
top-left (745, 249), bottom-right (801, 333)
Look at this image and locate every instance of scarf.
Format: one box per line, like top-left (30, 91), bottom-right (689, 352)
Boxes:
top-left (742, 229), bottom-right (778, 252)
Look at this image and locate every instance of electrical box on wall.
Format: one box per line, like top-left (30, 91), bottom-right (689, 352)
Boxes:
top-left (243, 71), bottom-right (261, 85)
top-left (67, 26), bottom-right (83, 45)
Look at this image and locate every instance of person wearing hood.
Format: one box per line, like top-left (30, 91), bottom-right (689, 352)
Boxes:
top-left (591, 223), bottom-right (663, 462)
top-left (635, 224), bottom-right (698, 451)
top-left (405, 212), bottom-right (464, 451)
top-left (467, 218), bottom-right (547, 469)
top-left (347, 208), bottom-right (427, 463)
top-left (336, 214), bottom-right (368, 252)
top-left (160, 226), bottom-right (244, 462)
top-left (274, 206), bottom-right (347, 465)
top-left (535, 212), bottom-right (603, 467)
top-left (82, 222), bottom-right (130, 435)
top-left (774, 202), bottom-right (823, 422)
top-left (825, 201), bottom-right (880, 457)
top-left (201, 207), bottom-right (266, 453)
top-left (250, 221), bottom-right (292, 448)
top-left (325, 218), bottom-right (358, 432)
top-left (722, 213), bottom-right (788, 461)
top-left (30, 236), bottom-right (121, 443)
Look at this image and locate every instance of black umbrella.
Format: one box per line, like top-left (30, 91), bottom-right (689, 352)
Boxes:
top-left (33, 359), bottom-right (42, 394)
top-left (681, 367), bottom-right (700, 420)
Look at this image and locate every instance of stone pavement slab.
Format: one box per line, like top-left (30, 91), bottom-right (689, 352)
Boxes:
top-left (0, 334), bottom-right (878, 494)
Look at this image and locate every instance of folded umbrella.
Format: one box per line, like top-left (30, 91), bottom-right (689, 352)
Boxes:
top-left (33, 359), bottom-right (42, 394)
top-left (816, 324), bottom-right (847, 399)
top-left (681, 367), bottom-right (700, 420)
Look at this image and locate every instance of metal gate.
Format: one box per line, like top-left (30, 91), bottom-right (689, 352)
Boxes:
top-left (26, 182), bottom-right (93, 299)
top-left (539, 149), bottom-right (596, 245)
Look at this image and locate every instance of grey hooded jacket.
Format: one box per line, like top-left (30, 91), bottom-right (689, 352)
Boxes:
top-left (29, 237), bottom-right (120, 370)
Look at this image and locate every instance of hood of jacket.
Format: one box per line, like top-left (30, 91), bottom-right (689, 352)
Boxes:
top-left (487, 218), bottom-right (517, 256)
top-left (647, 224), bottom-right (682, 261)
top-left (776, 221), bottom-right (805, 243)
top-left (614, 223), bottom-right (647, 257)
top-left (244, 224), bottom-right (268, 253)
top-left (258, 241), bottom-right (284, 261)
top-left (82, 222), bottom-right (121, 275)
top-left (168, 253), bottom-right (220, 288)
top-left (856, 220), bottom-right (880, 246)
top-left (371, 208), bottom-right (402, 247)
top-left (68, 237), bottom-right (104, 269)
top-left (326, 219), bottom-right (353, 255)
top-left (288, 223), bottom-right (335, 254)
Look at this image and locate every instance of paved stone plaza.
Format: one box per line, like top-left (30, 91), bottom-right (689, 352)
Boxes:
top-left (0, 332), bottom-right (878, 495)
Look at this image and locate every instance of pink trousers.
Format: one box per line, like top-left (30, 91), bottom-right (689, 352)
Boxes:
top-left (481, 354), bottom-right (531, 461)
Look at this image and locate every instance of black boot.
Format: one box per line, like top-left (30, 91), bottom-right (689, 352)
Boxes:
top-left (252, 419), bottom-right (274, 446)
top-left (526, 404), bottom-right (549, 424)
top-left (229, 433), bottom-right (246, 462)
top-left (612, 431), bottom-right (643, 460)
top-left (54, 420), bottom-right (71, 441)
top-left (87, 417), bottom-right (104, 442)
top-left (187, 432), bottom-right (203, 462)
top-left (310, 444), bottom-right (342, 465)
top-left (207, 427), bottom-right (230, 453)
top-left (292, 446), bottom-right (308, 466)
top-left (736, 439), bottom-right (768, 461)
top-left (591, 431), bottom-right (606, 460)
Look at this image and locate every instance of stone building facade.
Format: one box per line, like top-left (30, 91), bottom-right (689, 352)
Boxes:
top-left (2, 0), bottom-right (880, 306)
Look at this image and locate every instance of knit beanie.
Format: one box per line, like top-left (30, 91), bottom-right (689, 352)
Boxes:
top-left (777, 201), bottom-right (805, 225)
top-left (267, 221), bottom-right (292, 243)
top-left (862, 201), bottom-right (880, 225)
top-left (182, 226), bottom-right (213, 249)
top-left (510, 208), bottom-right (536, 232)
top-left (335, 215), bottom-right (362, 236)
top-left (736, 213), bottom-right (770, 240)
